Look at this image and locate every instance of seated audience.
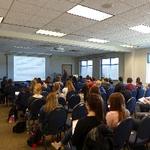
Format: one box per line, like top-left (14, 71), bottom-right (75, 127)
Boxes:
top-left (106, 92), bottom-right (130, 128)
top-left (52, 93), bottom-right (104, 150)
top-left (125, 77), bottom-right (136, 91)
top-left (39, 92), bottom-right (60, 129)
top-left (66, 80), bottom-right (76, 101)
top-left (28, 83), bottom-right (45, 120)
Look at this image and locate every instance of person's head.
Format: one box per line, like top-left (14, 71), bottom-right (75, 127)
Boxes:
top-left (136, 77), bottom-right (141, 83)
top-left (109, 92), bottom-right (125, 110)
top-left (95, 80), bottom-right (101, 87)
top-left (67, 80), bottom-right (75, 92)
top-left (147, 83), bottom-right (150, 88)
top-left (3, 76), bottom-right (7, 81)
top-left (45, 76), bottom-right (51, 84)
top-left (52, 82), bottom-right (60, 92)
top-left (89, 86), bottom-right (100, 95)
top-left (44, 92), bottom-right (58, 112)
top-left (104, 78), bottom-right (109, 82)
top-left (30, 79), bottom-right (37, 92)
top-left (33, 83), bottom-right (42, 94)
top-left (137, 81), bottom-right (142, 87)
top-left (127, 77), bottom-right (133, 83)
top-left (119, 76), bottom-right (123, 82)
top-left (7, 78), bottom-right (13, 85)
top-left (108, 92), bottom-right (126, 121)
top-left (86, 93), bottom-right (104, 122)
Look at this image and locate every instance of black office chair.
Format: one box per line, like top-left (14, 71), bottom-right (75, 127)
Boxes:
top-left (58, 97), bottom-right (66, 107)
top-left (66, 102), bottom-right (87, 128)
top-left (72, 102), bottom-right (87, 120)
top-left (129, 116), bottom-right (150, 150)
top-left (41, 91), bottom-right (49, 98)
top-left (42, 107), bottom-right (67, 150)
top-left (126, 97), bottom-right (136, 115)
top-left (145, 88), bottom-right (150, 97)
top-left (113, 117), bottom-right (133, 150)
top-left (67, 93), bottom-right (80, 112)
top-left (29, 99), bottom-right (45, 120)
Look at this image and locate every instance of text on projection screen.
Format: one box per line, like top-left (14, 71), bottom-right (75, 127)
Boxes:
top-left (14, 56), bottom-right (45, 81)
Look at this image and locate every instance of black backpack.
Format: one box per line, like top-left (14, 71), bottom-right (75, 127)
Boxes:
top-left (83, 124), bottom-right (114, 150)
top-left (13, 121), bottom-right (26, 133)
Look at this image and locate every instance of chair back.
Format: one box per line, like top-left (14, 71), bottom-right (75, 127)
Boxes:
top-left (43, 107), bottom-right (67, 135)
top-left (58, 97), bottom-right (66, 107)
top-left (68, 93), bottom-right (80, 110)
top-left (72, 102), bottom-right (87, 120)
top-left (131, 89), bottom-right (137, 99)
top-left (126, 97), bottom-right (136, 115)
top-left (41, 91), bottom-right (49, 98)
top-left (145, 88), bottom-right (150, 97)
top-left (29, 99), bottom-right (45, 120)
top-left (136, 116), bottom-right (150, 140)
top-left (113, 117), bottom-right (133, 149)
top-left (136, 88), bottom-right (145, 100)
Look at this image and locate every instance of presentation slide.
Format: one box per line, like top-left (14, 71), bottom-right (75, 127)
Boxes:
top-left (14, 56), bottom-right (45, 81)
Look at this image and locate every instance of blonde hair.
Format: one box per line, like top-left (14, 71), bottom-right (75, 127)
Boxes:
top-left (33, 83), bottom-right (42, 94)
top-left (43, 92), bottom-right (58, 112)
top-left (67, 80), bottom-right (75, 92)
top-left (30, 79), bottom-right (37, 93)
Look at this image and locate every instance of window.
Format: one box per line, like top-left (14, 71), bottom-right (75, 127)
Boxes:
top-left (80, 60), bottom-right (93, 77)
top-left (146, 53), bottom-right (150, 83)
top-left (101, 58), bottom-right (119, 80)
top-left (14, 56), bottom-right (45, 81)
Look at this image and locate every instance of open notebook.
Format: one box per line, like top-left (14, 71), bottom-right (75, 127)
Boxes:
top-left (138, 97), bottom-right (150, 103)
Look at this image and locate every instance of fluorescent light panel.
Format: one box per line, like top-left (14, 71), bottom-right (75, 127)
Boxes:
top-left (0, 16), bottom-right (4, 23)
top-left (120, 44), bottom-right (134, 48)
top-left (67, 5), bottom-right (113, 21)
top-left (87, 38), bottom-right (109, 43)
top-left (129, 25), bottom-right (150, 34)
top-left (36, 29), bottom-right (66, 37)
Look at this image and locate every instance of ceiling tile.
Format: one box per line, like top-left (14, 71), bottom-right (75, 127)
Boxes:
top-left (43, 0), bottom-right (77, 12)
top-left (44, 13), bottom-right (96, 34)
top-left (17, 0), bottom-right (48, 7)
top-left (120, 0), bottom-right (150, 7)
top-left (4, 11), bottom-right (32, 26)
top-left (0, 0), bottom-right (13, 9)
top-left (27, 16), bottom-right (51, 28)
top-left (0, 24), bottom-right (37, 33)
top-left (81, 0), bottom-right (133, 15)
top-left (0, 8), bottom-right (8, 17)
top-left (10, 1), bottom-right (41, 15)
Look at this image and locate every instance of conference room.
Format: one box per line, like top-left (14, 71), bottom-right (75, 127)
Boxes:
top-left (0, 0), bottom-right (150, 150)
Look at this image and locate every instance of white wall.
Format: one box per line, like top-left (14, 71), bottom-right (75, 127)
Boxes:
top-left (46, 55), bottom-right (78, 77)
top-left (124, 49), bottom-right (147, 84)
top-left (0, 54), bottom-right (7, 79)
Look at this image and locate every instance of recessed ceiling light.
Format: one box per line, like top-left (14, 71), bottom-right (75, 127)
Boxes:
top-left (120, 44), bottom-right (135, 48)
top-left (87, 38), bottom-right (109, 43)
top-left (67, 5), bottom-right (113, 21)
top-left (0, 16), bottom-right (4, 23)
top-left (36, 29), bottom-right (66, 37)
top-left (129, 25), bottom-right (150, 34)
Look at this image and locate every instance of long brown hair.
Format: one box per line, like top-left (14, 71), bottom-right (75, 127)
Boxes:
top-left (87, 93), bottom-right (104, 122)
top-left (43, 92), bottom-right (58, 112)
top-left (108, 92), bottom-right (126, 122)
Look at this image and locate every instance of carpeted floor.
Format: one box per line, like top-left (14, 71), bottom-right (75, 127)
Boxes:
top-left (0, 104), bottom-right (46, 150)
